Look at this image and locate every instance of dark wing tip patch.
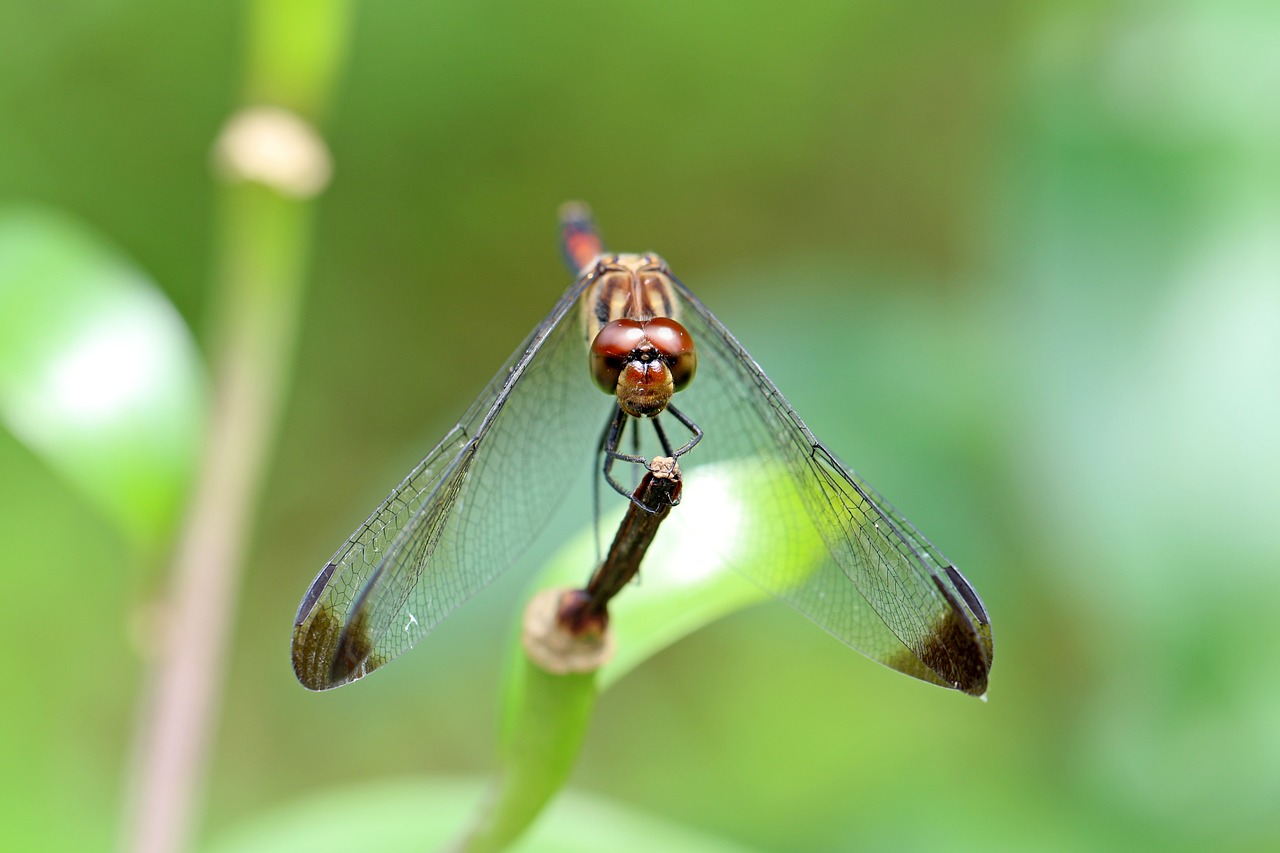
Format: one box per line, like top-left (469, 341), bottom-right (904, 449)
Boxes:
top-left (918, 574), bottom-right (993, 696)
top-left (918, 605), bottom-right (992, 697)
top-left (292, 601), bottom-right (341, 690)
top-left (291, 589), bottom-right (383, 691)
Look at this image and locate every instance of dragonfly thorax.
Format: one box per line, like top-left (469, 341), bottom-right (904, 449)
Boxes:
top-left (584, 254), bottom-right (679, 338)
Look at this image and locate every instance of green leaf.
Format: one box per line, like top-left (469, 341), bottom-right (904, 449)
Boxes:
top-left (205, 777), bottom-right (753, 853)
top-left (0, 207), bottom-right (205, 550)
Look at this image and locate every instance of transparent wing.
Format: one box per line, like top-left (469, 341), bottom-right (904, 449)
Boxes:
top-left (292, 274), bottom-right (605, 690)
top-left (668, 278), bottom-right (993, 695)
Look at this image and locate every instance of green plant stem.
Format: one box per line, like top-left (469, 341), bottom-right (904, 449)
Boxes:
top-left (456, 653), bottom-right (599, 853)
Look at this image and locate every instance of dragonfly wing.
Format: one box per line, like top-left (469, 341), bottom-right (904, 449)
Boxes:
top-left (669, 279), bottom-right (993, 695)
top-left (292, 274), bottom-right (604, 690)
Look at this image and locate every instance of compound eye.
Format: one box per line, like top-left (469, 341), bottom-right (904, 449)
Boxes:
top-left (643, 317), bottom-right (697, 391)
top-left (589, 319), bottom-right (646, 394)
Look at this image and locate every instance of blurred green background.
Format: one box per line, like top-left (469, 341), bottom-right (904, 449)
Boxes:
top-left (2, 1), bottom-right (1278, 851)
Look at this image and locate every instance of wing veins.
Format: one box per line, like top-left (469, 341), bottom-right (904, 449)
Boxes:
top-left (666, 274), bottom-right (983, 682)
top-left (297, 271), bottom-right (596, 687)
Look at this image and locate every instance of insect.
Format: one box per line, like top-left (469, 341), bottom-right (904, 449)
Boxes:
top-left (291, 205), bottom-right (993, 695)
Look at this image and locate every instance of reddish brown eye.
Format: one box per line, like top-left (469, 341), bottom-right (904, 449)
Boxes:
top-left (643, 317), bottom-right (697, 391)
top-left (589, 319), bottom-right (646, 394)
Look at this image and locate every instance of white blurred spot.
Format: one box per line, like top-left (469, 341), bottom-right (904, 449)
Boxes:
top-left (662, 465), bottom-right (747, 585)
top-left (47, 313), bottom-right (161, 423)
top-left (5, 287), bottom-right (194, 446)
top-left (214, 106), bottom-right (332, 199)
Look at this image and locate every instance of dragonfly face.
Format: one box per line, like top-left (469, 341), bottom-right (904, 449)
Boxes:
top-left (589, 315), bottom-right (697, 417)
top-left (291, 207), bottom-right (993, 696)
top-left (586, 255), bottom-right (698, 419)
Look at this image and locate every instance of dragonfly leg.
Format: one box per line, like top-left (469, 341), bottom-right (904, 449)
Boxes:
top-left (600, 405), bottom-right (670, 514)
top-left (651, 415), bottom-right (676, 456)
top-left (600, 407), bottom-right (640, 495)
top-left (662, 403), bottom-right (703, 459)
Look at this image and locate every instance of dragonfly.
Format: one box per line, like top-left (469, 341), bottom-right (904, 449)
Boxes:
top-left (292, 204), bottom-right (993, 696)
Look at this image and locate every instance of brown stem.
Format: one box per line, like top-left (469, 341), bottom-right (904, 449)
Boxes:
top-left (120, 182), bottom-right (313, 853)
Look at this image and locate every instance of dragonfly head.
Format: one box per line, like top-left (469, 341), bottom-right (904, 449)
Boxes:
top-left (590, 316), bottom-right (697, 418)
